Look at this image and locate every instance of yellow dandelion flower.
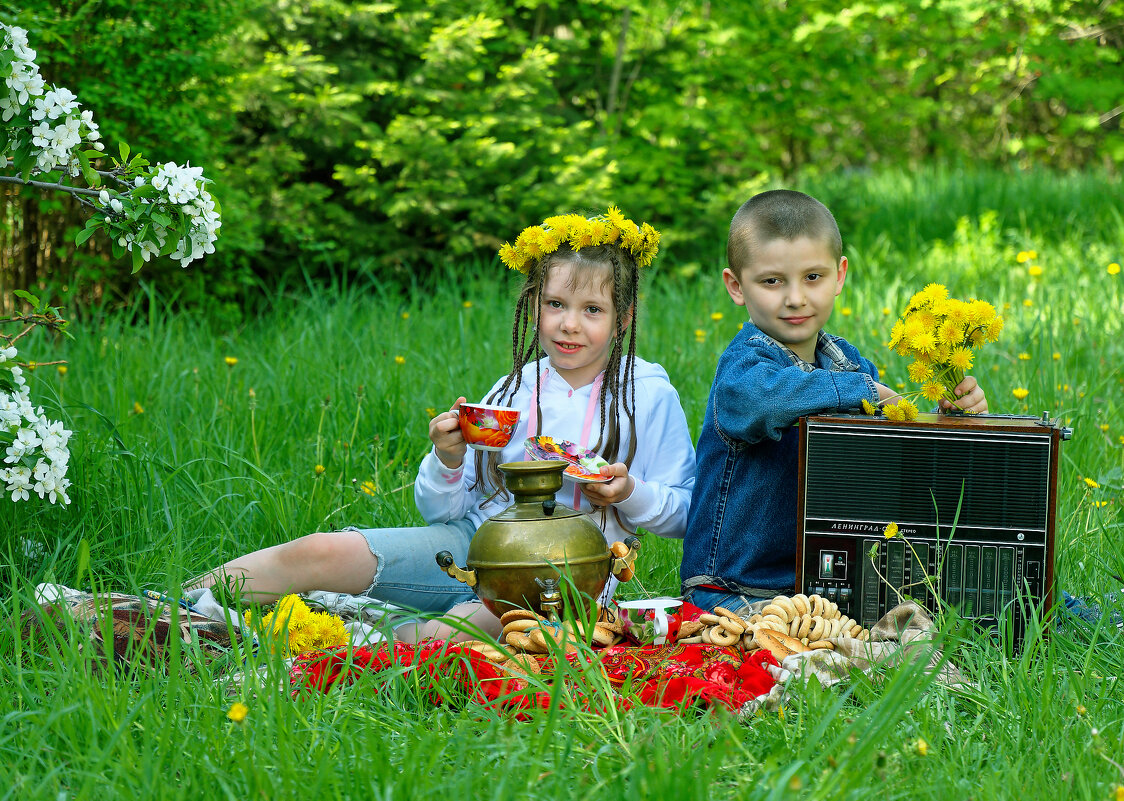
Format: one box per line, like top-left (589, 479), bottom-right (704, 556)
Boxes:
top-left (401, 311), bottom-right (410, 319)
top-left (896, 382), bottom-right (905, 390)
top-left (1023, 298), bottom-right (1034, 307)
top-left (1012, 387), bottom-right (1029, 400)
top-left (57, 365), bottom-right (68, 376)
top-left (1119, 436), bottom-right (1124, 445)
top-left (224, 356), bottom-right (238, 367)
top-left (921, 381), bottom-right (945, 402)
top-left (884, 403), bottom-right (905, 421)
top-left (1099, 423), bottom-right (1109, 432)
top-left (861, 399), bottom-right (878, 415)
top-left (1076, 704), bottom-right (1087, 716)
top-left (133, 401), bottom-right (145, 415)
top-left (314, 464), bottom-right (325, 476)
top-left (1093, 501), bottom-right (1108, 508)
top-left (949, 347), bottom-right (974, 371)
top-left (426, 407), bottom-right (437, 418)
top-left (788, 775), bottom-right (802, 791)
top-left (1016, 251), bottom-right (1031, 263)
top-left (841, 307), bottom-right (852, 316)
top-left (710, 312), bottom-right (724, 321)
top-left (1052, 352), bottom-right (1061, 361)
top-left (921, 283), bottom-right (948, 305)
top-left (361, 480), bottom-right (378, 496)
top-left (1027, 264), bottom-right (1043, 277)
top-left (908, 361), bottom-right (934, 383)
top-left (909, 330), bottom-right (938, 355)
top-left (937, 319), bottom-right (964, 346)
top-left (463, 300), bottom-right (473, 308)
top-left (226, 702), bottom-right (249, 723)
top-left (1108, 262), bottom-right (1120, 275)
top-left (394, 355), bottom-right (406, 365)
top-left (1018, 352), bottom-right (1030, 361)
top-left (899, 398), bottom-right (919, 420)
top-left (1083, 477), bottom-right (1099, 488)
top-left (882, 307), bottom-right (891, 315)
top-left (883, 522), bottom-right (900, 539)
top-left (1115, 786), bottom-right (1124, 801)
top-left (694, 329), bottom-right (705, 338)
top-left (915, 737), bottom-right (929, 756)
top-left (1027, 250), bottom-right (1037, 260)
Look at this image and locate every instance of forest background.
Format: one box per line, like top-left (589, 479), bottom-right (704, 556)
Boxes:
top-left (1, 0), bottom-right (1121, 315)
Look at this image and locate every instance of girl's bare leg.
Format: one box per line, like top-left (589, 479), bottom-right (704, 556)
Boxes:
top-left (396, 600), bottom-right (503, 643)
top-left (184, 531), bottom-right (378, 603)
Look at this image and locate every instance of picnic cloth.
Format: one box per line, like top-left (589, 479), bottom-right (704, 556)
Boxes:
top-left (21, 584), bottom-right (961, 713)
top-left (289, 639), bottom-right (781, 717)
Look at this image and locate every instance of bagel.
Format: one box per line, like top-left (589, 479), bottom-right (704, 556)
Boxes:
top-left (713, 606), bottom-right (750, 631)
top-left (772, 595), bottom-right (798, 620)
top-left (789, 615), bottom-right (802, 637)
top-left (701, 626), bottom-right (714, 644)
top-left (459, 642), bottom-right (510, 662)
top-left (807, 617), bottom-right (828, 641)
top-left (677, 635), bottom-right (704, 644)
top-left (698, 613), bottom-right (722, 626)
top-left (709, 626), bottom-right (740, 647)
top-left (761, 613), bottom-right (787, 628)
top-left (503, 652), bottom-right (541, 675)
top-left (718, 615), bottom-right (746, 636)
top-left (503, 617), bottom-right (542, 635)
top-left (504, 630), bottom-right (537, 652)
top-left (678, 620), bottom-right (705, 638)
top-left (796, 614), bottom-right (812, 640)
top-left (760, 603), bottom-right (791, 622)
top-left (791, 594), bottom-right (810, 615)
top-left (806, 639), bottom-right (835, 651)
top-left (500, 609), bottom-right (540, 626)
top-left (809, 594), bottom-right (825, 618)
top-left (590, 623), bottom-right (616, 647)
top-left (849, 624), bottom-right (864, 638)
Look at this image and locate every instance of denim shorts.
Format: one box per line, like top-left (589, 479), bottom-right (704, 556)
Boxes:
top-left (342, 518), bottom-right (478, 614)
top-left (684, 587), bottom-right (774, 616)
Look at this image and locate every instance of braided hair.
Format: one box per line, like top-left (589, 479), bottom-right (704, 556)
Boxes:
top-left (470, 243), bottom-right (641, 502)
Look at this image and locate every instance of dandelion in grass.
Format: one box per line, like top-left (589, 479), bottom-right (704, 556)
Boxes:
top-left (360, 480), bottom-right (377, 496)
top-left (56, 365), bottom-right (67, 376)
top-left (710, 312), bottom-right (723, 321)
top-left (841, 307), bottom-right (852, 316)
top-left (394, 355), bottom-right (405, 365)
top-left (401, 311), bottom-right (410, 319)
top-left (462, 301), bottom-right (472, 308)
top-left (1016, 250), bottom-right (1035, 263)
top-left (915, 737), bottom-right (929, 757)
top-left (425, 407), bottom-right (437, 418)
top-left (1018, 353), bottom-right (1031, 361)
top-left (132, 401), bottom-right (145, 414)
top-left (1108, 262), bottom-right (1121, 276)
top-left (1099, 423), bottom-right (1109, 432)
top-left (1023, 298), bottom-right (1034, 307)
top-left (314, 464), bottom-right (325, 476)
top-left (1053, 352), bottom-right (1061, 361)
top-left (1083, 477), bottom-right (1099, 489)
top-left (882, 307), bottom-right (891, 315)
top-left (694, 328), bottom-right (705, 339)
top-left (226, 702), bottom-right (249, 723)
top-left (1012, 387), bottom-right (1029, 400)
top-left (1076, 704), bottom-right (1087, 716)
top-left (224, 356), bottom-right (238, 367)
top-left (244, 594), bottom-right (349, 656)
top-left (1093, 501), bottom-right (1108, 508)
top-left (1027, 264), bottom-right (1043, 278)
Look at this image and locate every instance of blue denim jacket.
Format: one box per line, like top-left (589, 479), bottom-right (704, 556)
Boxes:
top-left (680, 323), bottom-right (880, 596)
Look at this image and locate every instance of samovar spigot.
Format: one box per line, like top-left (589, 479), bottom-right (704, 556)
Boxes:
top-left (535, 576), bottom-right (563, 620)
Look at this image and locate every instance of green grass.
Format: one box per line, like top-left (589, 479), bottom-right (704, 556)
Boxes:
top-left (2, 166), bottom-right (1123, 800)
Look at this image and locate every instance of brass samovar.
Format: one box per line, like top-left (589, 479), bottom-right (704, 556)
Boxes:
top-left (435, 461), bottom-right (639, 617)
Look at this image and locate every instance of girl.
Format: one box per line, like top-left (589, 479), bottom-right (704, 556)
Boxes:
top-left (188, 208), bottom-right (695, 639)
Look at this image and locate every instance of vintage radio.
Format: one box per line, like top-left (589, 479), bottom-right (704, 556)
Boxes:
top-left (796, 412), bottom-right (1070, 648)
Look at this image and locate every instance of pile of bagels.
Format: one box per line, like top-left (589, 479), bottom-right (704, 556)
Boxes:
top-left (678, 593), bottom-right (870, 662)
top-left (452, 593), bottom-right (871, 669)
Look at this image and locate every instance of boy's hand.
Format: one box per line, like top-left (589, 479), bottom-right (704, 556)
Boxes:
top-left (874, 382), bottom-right (898, 403)
top-left (940, 376), bottom-right (988, 414)
top-left (429, 397), bottom-right (468, 469)
top-left (581, 462), bottom-right (635, 507)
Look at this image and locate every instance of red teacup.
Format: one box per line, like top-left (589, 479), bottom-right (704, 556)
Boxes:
top-left (458, 403), bottom-right (521, 452)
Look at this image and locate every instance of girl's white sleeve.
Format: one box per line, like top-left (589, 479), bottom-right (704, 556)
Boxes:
top-left (414, 448), bottom-right (475, 524)
top-left (611, 380), bottom-right (696, 539)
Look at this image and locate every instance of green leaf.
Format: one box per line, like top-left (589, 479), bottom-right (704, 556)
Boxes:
top-left (75, 225), bottom-right (100, 246)
top-left (13, 289), bottom-right (41, 308)
top-left (76, 538), bottom-right (91, 586)
top-left (131, 246), bottom-right (144, 274)
top-left (119, 142), bottom-right (131, 163)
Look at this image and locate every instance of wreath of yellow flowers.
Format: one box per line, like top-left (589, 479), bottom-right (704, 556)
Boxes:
top-left (498, 206), bottom-right (661, 274)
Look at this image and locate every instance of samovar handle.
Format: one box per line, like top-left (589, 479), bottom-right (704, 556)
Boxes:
top-left (435, 550), bottom-right (478, 588)
top-left (610, 535), bottom-right (641, 581)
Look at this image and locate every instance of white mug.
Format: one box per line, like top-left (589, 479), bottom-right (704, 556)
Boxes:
top-left (617, 597), bottom-right (683, 645)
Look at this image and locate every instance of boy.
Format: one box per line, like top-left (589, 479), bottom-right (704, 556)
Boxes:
top-left (680, 190), bottom-right (987, 614)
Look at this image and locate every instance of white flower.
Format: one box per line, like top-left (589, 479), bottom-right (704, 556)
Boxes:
top-left (99, 189), bottom-right (110, 205)
top-left (109, 198), bottom-right (123, 214)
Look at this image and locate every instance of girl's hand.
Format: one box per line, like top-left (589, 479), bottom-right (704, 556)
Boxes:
top-left (940, 375), bottom-right (988, 414)
top-left (874, 382), bottom-right (898, 403)
top-left (581, 462), bottom-right (635, 508)
top-left (429, 397), bottom-right (468, 469)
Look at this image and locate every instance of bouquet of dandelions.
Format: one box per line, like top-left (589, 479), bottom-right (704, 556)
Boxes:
top-left (865, 283), bottom-right (1004, 420)
top-left (1, 344), bottom-right (72, 505)
top-left (243, 594), bottom-right (350, 656)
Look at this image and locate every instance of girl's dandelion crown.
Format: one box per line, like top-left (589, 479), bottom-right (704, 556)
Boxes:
top-left (498, 206), bottom-right (661, 274)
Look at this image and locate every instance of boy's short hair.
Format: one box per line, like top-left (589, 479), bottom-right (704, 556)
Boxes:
top-left (727, 190), bottom-right (843, 278)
